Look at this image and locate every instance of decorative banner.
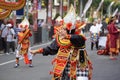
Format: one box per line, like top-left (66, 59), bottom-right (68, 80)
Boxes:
top-left (93, 0), bottom-right (104, 18)
top-left (109, 1), bottom-right (115, 7)
top-left (108, 1), bottom-right (115, 17)
top-left (96, 0), bottom-right (104, 12)
top-left (33, 0), bottom-right (38, 31)
top-left (81, 0), bottom-right (92, 17)
top-left (112, 8), bottom-right (118, 17)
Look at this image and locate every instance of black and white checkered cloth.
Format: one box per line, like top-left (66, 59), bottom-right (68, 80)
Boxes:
top-left (64, 61), bottom-right (89, 77)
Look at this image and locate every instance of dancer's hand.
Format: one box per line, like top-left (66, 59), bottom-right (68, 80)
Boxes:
top-left (30, 48), bottom-right (43, 55)
top-left (30, 50), bottom-right (39, 55)
top-left (118, 29), bottom-right (120, 32)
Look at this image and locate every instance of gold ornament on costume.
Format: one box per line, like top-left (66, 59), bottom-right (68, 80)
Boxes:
top-left (0, 0), bottom-right (26, 19)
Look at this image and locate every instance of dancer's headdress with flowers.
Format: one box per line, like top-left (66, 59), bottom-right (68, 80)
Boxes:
top-left (19, 17), bottom-right (30, 29)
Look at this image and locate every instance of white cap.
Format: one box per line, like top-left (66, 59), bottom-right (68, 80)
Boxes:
top-left (6, 24), bottom-right (12, 28)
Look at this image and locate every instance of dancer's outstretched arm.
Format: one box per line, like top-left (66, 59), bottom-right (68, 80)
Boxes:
top-left (30, 40), bottom-right (59, 56)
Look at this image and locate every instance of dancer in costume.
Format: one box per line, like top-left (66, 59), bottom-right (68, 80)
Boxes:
top-left (75, 16), bottom-right (86, 35)
top-left (14, 17), bottom-right (33, 68)
top-left (105, 17), bottom-right (119, 59)
top-left (31, 18), bottom-right (92, 80)
top-left (98, 17), bottom-right (120, 58)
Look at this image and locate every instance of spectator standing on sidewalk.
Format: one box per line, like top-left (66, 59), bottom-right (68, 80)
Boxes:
top-left (0, 19), bottom-right (8, 53)
top-left (0, 20), bottom-right (3, 51)
top-left (89, 20), bottom-right (100, 50)
top-left (6, 23), bottom-right (16, 55)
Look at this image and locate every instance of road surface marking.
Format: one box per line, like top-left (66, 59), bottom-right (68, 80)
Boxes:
top-left (0, 42), bottom-right (51, 66)
top-left (0, 58), bottom-right (23, 66)
top-left (0, 37), bottom-right (90, 66)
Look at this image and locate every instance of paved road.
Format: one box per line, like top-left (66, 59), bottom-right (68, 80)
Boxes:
top-left (0, 34), bottom-right (120, 80)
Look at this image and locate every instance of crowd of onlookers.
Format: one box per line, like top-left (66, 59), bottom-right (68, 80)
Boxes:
top-left (89, 15), bottom-right (120, 60)
top-left (0, 15), bottom-right (120, 57)
top-left (89, 18), bottom-right (107, 50)
top-left (0, 19), bottom-right (21, 55)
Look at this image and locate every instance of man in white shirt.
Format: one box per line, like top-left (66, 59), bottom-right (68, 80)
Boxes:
top-left (89, 21), bottom-right (100, 50)
top-left (6, 24), bottom-right (15, 55)
top-left (96, 19), bottom-right (103, 32)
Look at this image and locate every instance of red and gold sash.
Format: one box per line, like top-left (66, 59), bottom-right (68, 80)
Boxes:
top-left (50, 48), bottom-right (71, 77)
top-left (69, 49), bottom-right (78, 78)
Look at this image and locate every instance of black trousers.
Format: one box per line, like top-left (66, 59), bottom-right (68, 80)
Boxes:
top-left (91, 41), bottom-right (99, 50)
top-left (6, 41), bottom-right (15, 53)
top-left (1, 38), bottom-right (7, 53)
top-left (0, 37), bottom-right (3, 50)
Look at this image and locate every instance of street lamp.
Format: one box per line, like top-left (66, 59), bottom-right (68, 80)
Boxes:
top-left (112, 8), bottom-right (118, 17)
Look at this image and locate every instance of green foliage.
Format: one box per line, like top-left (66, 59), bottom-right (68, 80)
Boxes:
top-left (88, 16), bottom-right (94, 23)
